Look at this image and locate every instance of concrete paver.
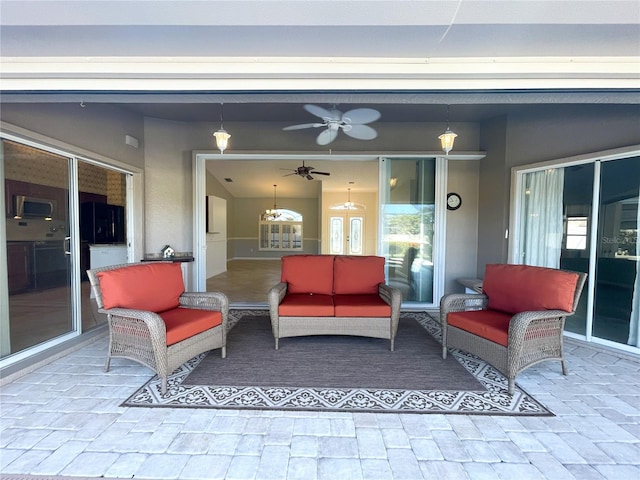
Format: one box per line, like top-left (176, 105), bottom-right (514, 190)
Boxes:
top-left (0, 333), bottom-right (638, 479)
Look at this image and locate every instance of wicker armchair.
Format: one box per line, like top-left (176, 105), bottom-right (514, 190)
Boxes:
top-left (87, 262), bottom-right (228, 394)
top-left (440, 264), bottom-right (587, 394)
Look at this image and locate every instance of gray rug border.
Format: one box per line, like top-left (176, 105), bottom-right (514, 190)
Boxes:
top-left (121, 311), bottom-right (553, 416)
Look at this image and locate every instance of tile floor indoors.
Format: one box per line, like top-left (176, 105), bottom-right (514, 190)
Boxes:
top-left (1, 319), bottom-right (639, 480)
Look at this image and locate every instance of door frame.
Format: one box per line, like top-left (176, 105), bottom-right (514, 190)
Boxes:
top-left (0, 124), bottom-right (143, 368)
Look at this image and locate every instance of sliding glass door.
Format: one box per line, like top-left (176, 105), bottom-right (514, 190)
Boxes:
top-left (380, 157), bottom-right (437, 305)
top-left (1, 139), bottom-right (76, 360)
top-left (1, 136), bottom-right (131, 366)
top-left (512, 152), bottom-right (640, 352)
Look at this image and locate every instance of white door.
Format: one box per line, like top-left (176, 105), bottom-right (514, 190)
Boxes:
top-left (329, 214), bottom-right (364, 255)
top-left (206, 196), bottom-right (227, 278)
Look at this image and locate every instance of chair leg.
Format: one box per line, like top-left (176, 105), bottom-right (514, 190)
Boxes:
top-left (561, 359), bottom-right (568, 376)
top-left (508, 378), bottom-right (515, 395)
top-left (161, 377), bottom-right (168, 395)
top-left (275, 338), bottom-right (279, 350)
top-left (104, 357), bottom-right (111, 372)
top-left (221, 346), bottom-right (227, 359)
top-left (390, 338), bottom-right (395, 352)
top-left (442, 345), bottom-right (448, 359)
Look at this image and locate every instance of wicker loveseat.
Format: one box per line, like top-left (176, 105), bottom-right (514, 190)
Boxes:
top-left (268, 254), bottom-right (402, 350)
top-left (440, 263), bottom-right (587, 394)
top-left (87, 262), bottom-right (228, 394)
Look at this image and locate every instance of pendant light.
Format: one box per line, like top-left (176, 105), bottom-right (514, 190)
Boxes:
top-left (213, 103), bottom-right (231, 153)
top-left (438, 105), bottom-right (457, 155)
top-left (262, 184), bottom-right (281, 221)
top-left (330, 185), bottom-right (365, 211)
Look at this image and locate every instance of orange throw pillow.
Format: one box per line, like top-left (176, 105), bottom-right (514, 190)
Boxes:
top-left (333, 256), bottom-right (385, 294)
top-left (483, 264), bottom-right (579, 314)
top-left (281, 255), bottom-right (335, 295)
top-left (97, 263), bottom-right (184, 312)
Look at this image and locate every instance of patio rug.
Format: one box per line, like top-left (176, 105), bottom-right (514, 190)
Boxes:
top-left (122, 310), bottom-right (552, 415)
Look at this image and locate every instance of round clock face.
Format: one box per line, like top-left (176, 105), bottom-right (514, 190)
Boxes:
top-left (447, 193), bottom-right (462, 210)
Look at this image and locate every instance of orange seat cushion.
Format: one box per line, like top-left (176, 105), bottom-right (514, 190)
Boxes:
top-left (278, 293), bottom-right (335, 316)
top-left (483, 264), bottom-right (579, 314)
top-left (333, 256), bottom-right (386, 294)
top-left (98, 263), bottom-right (184, 312)
top-left (333, 294), bottom-right (391, 317)
top-left (447, 310), bottom-right (513, 347)
top-left (281, 255), bottom-right (335, 295)
top-left (159, 307), bottom-right (222, 346)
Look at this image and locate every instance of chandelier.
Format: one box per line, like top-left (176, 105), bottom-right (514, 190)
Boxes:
top-left (330, 187), bottom-right (365, 211)
top-left (438, 105), bottom-right (457, 155)
top-left (261, 184), bottom-right (282, 221)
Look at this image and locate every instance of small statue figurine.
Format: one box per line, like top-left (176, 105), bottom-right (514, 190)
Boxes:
top-left (161, 245), bottom-right (175, 258)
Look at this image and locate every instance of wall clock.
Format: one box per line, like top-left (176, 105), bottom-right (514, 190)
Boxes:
top-left (447, 192), bottom-right (462, 210)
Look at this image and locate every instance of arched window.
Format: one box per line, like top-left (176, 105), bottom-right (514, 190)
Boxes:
top-left (259, 209), bottom-right (303, 251)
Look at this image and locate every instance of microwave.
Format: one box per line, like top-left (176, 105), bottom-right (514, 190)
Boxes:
top-left (13, 195), bottom-right (55, 220)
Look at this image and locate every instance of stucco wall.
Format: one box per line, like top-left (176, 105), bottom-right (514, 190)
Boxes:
top-left (0, 103), bottom-right (145, 169)
top-left (143, 118), bottom-right (193, 254)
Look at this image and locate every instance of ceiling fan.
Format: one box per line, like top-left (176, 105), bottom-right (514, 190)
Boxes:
top-left (281, 161), bottom-right (331, 180)
top-left (283, 104), bottom-right (381, 145)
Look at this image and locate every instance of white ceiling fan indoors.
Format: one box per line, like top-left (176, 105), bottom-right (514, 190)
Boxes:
top-left (283, 104), bottom-right (381, 145)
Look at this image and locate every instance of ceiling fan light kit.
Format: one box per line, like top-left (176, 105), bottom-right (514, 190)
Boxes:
top-left (283, 104), bottom-right (381, 145)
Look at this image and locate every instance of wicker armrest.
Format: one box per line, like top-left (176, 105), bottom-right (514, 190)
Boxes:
top-left (379, 284), bottom-right (402, 311)
top-left (179, 292), bottom-right (229, 317)
top-left (439, 293), bottom-right (489, 326)
top-left (99, 307), bottom-right (168, 344)
top-left (268, 282), bottom-right (288, 308)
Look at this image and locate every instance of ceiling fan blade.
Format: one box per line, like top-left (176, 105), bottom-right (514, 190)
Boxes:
top-left (312, 171), bottom-right (331, 176)
top-left (344, 124), bottom-right (378, 140)
top-left (282, 172), bottom-right (297, 176)
top-left (304, 104), bottom-right (337, 120)
top-left (341, 108), bottom-right (381, 125)
top-left (317, 128), bottom-right (338, 145)
top-left (283, 123), bottom-right (322, 131)
top-left (306, 175), bottom-right (314, 181)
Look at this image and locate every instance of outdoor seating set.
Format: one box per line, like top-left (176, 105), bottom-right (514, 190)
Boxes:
top-left (88, 256), bottom-right (586, 396)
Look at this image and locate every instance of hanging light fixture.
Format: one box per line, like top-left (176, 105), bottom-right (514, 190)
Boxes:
top-left (213, 103), bottom-right (231, 153)
top-left (330, 185), bottom-right (366, 211)
top-left (262, 184), bottom-right (282, 221)
top-left (438, 105), bottom-right (457, 155)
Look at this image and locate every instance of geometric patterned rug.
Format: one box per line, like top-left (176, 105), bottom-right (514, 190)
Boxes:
top-left (122, 310), bottom-right (552, 416)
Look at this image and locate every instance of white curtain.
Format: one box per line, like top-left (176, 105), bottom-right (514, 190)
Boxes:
top-left (628, 189), bottom-right (640, 347)
top-left (519, 168), bottom-right (565, 268)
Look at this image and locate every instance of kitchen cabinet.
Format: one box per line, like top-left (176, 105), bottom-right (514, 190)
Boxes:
top-left (7, 242), bottom-right (32, 293)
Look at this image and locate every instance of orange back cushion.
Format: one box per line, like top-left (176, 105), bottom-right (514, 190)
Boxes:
top-left (281, 255), bottom-right (335, 295)
top-left (333, 255), bottom-right (386, 294)
top-left (97, 262), bottom-right (184, 312)
top-left (483, 264), bottom-right (579, 314)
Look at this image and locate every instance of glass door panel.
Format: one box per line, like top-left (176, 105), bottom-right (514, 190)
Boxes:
top-left (559, 163), bottom-right (594, 336)
top-left (593, 157), bottom-right (639, 345)
top-left (2, 140), bottom-right (74, 357)
top-left (329, 215), bottom-right (364, 255)
top-left (381, 158), bottom-right (436, 304)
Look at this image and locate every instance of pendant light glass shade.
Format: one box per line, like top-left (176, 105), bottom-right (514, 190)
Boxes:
top-left (438, 105), bottom-right (457, 154)
top-left (439, 128), bottom-right (457, 154)
top-left (213, 103), bottom-right (231, 153)
top-left (214, 129), bottom-right (230, 153)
